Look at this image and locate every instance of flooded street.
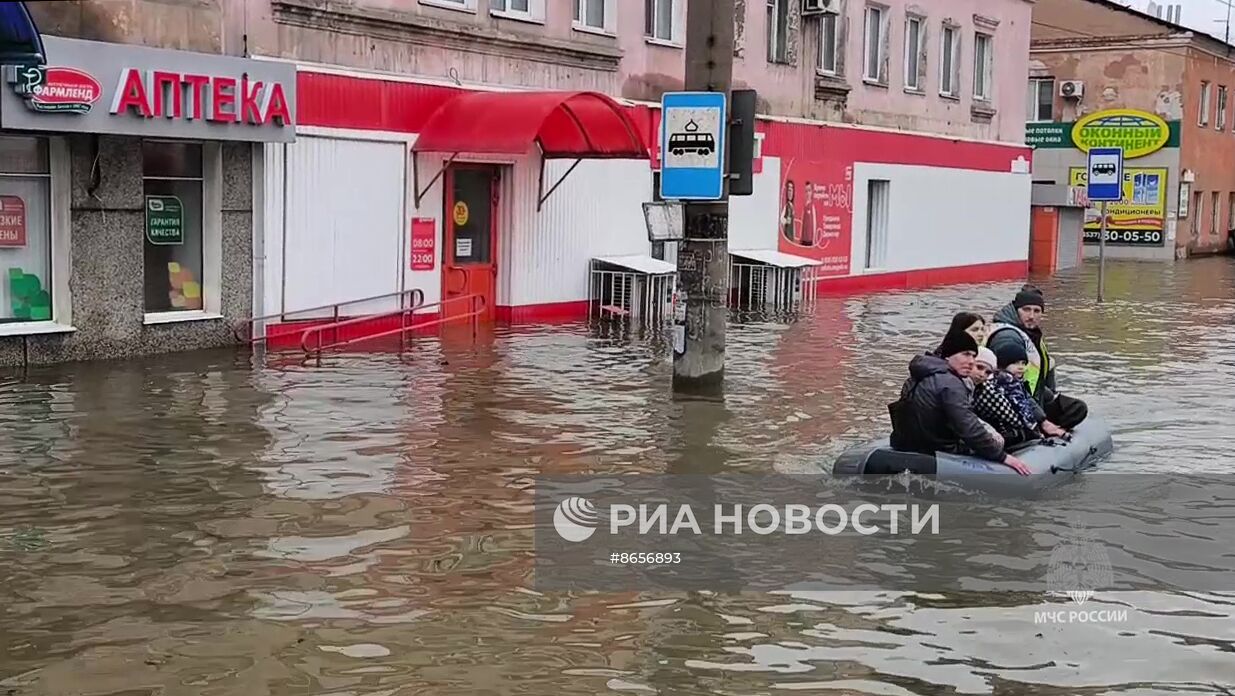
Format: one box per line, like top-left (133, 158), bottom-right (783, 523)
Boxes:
top-left (2, 257), bottom-right (1234, 695)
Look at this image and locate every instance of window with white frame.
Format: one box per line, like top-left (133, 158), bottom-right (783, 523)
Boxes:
top-left (420, 0), bottom-right (477, 12)
top-left (973, 32), bottom-right (993, 101)
top-left (904, 15), bottom-right (925, 91)
top-left (0, 136), bottom-right (51, 324)
top-left (819, 11), bottom-right (841, 75)
top-left (767, 0), bottom-right (790, 64)
top-left (574, 0), bottom-right (615, 33)
top-left (940, 24), bottom-right (960, 97)
top-left (490, 0), bottom-right (544, 21)
top-left (1219, 85), bottom-right (1228, 130)
top-left (142, 141), bottom-right (205, 315)
top-left (645, 0), bottom-right (679, 43)
top-left (1027, 78), bottom-right (1054, 121)
top-left (1199, 81), bottom-right (1212, 126)
top-left (863, 5), bottom-right (888, 84)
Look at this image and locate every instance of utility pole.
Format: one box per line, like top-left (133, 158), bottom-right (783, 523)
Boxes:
top-left (673, 0), bottom-right (735, 396)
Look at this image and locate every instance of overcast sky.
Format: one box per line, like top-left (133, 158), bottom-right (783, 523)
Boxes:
top-left (1112, 0), bottom-right (1235, 42)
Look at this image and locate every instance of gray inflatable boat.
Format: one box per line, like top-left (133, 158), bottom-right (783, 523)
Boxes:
top-left (832, 415), bottom-right (1113, 494)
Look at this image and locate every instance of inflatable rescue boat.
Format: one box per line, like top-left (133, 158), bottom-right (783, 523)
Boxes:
top-left (832, 415), bottom-right (1113, 494)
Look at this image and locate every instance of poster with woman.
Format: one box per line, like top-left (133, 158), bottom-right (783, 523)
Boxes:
top-left (778, 156), bottom-right (853, 276)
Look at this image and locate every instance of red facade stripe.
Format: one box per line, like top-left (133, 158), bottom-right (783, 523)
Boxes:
top-left (297, 71), bottom-right (1029, 172)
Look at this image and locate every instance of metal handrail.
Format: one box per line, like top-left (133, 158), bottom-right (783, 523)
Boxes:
top-left (233, 288), bottom-right (426, 344)
top-left (301, 293), bottom-right (487, 359)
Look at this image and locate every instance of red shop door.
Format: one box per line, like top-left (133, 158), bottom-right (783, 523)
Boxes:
top-left (443, 165), bottom-right (498, 323)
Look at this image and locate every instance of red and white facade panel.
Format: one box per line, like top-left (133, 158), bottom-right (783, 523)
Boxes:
top-left (254, 65), bottom-right (1034, 332)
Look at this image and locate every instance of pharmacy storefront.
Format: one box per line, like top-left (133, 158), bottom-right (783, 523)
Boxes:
top-left (0, 36), bottom-right (294, 366)
top-left (1026, 108), bottom-right (1180, 262)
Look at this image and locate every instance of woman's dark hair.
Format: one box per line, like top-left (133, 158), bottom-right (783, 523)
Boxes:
top-left (948, 311), bottom-right (985, 334)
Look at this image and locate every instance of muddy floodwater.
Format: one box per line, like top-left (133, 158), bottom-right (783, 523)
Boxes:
top-left (2, 257), bottom-right (1234, 695)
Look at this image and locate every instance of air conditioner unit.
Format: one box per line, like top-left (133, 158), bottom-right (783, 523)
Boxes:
top-left (1059, 80), bottom-right (1085, 99)
top-left (802, 0), bottom-right (840, 16)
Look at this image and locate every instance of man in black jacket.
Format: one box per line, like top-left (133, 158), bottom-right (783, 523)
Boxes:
top-left (890, 327), bottom-right (1032, 476)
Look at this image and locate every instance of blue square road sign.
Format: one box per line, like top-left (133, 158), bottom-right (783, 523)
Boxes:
top-left (1086, 147), bottom-right (1124, 202)
top-left (659, 91), bottom-right (727, 201)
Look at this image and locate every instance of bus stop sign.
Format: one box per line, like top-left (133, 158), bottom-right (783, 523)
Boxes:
top-left (659, 91), bottom-right (727, 200)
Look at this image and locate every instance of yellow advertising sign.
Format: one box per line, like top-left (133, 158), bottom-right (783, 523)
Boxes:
top-left (1069, 166), bottom-right (1168, 231)
top-left (452, 201), bottom-right (470, 226)
top-left (1071, 109), bottom-right (1171, 158)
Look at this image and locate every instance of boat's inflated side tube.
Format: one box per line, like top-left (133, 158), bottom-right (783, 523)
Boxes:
top-left (833, 415), bottom-right (1113, 493)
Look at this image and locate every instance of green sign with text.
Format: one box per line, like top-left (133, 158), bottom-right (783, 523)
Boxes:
top-left (145, 195), bottom-right (183, 245)
top-left (1026, 117), bottom-right (1181, 154)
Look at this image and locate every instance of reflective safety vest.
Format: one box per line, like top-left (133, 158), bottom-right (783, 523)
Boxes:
top-left (987, 323), bottom-right (1051, 396)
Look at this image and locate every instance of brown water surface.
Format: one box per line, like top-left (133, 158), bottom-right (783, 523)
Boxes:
top-left (2, 258), bottom-right (1234, 695)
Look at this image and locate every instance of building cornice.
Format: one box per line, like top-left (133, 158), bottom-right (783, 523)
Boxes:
top-left (271, 0), bottom-right (623, 73)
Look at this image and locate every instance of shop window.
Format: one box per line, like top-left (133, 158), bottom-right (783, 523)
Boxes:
top-left (864, 179), bottom-right (889, 269)
top-left (0, 136), bottom-right (51, 323)
top-left (142, 141), bottom-right (204, 315)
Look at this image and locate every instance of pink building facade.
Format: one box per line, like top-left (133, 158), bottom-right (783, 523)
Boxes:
top-left (13, 1), bottom-right (1038, 359)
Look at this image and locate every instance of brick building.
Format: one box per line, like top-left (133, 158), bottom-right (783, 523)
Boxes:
top-left (1028, 0), bottom-right (1235, 260)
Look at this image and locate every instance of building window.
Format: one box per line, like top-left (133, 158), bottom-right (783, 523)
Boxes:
top-left (819, 11), bottom-right (841, 75)
top-left (421, 0), bottom-right (477, 11)
top-left (491, 0), bottom-right (544, 22)
top-left (940, 24), bottom-right (960, 97)
top-left (1027, 78), bottom-right (1054, 121)
top-left (1220, 86), bottom-right (1229, 130)
top-left (973, 32), bottom-right (993, 101)
top-left (865, 179), bottom-right (890, 269)
top-left (142, 141), bottom-right (204, 315)
top-left (0, 136), bottom-right (51, 324)
top-left (1199, 81), bottom-right (1212, 126)
top-left (574, 0), bottom-right (614, 33)
top-left (1212, 191), bottom-right (1220, 236)
top-left (904, 15), bottom-right (925, 91)
top-left (644, 0), bottom-right (679, 43)
top-left (863, 5), bottom-right (888, 84)
top-left (767, 0), bottom-right (790, 64)
top-left (1192, 190), bottom-right (1204, 238)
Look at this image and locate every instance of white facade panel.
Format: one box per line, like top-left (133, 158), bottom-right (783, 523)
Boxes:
top-left (260, 143), bottom-right (285, 321)
top-left (849, 163), bottom-right (1030, 272)
top-left (282, 136), bottom-right (407, 317)
top-left (728, 157), bottom-right (780, 251)
top-left (505, 158), bottom-right (654, 307)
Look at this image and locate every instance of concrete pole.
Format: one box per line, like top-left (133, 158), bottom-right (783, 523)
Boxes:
top-left (673, 0), bottom-right (735, 396)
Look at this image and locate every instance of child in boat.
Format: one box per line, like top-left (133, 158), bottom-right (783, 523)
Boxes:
top-left (971, 347), bottom-right (1033, 447)
top-left (991, 343), bottom-right (1069, 440)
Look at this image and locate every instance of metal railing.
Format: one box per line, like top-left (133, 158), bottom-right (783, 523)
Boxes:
top-left (300, 293), bottom-right (487, 361)
top-left (727, 262), bottom-right (819, 314)
top-left (233, 288), bottom-right (426, 344)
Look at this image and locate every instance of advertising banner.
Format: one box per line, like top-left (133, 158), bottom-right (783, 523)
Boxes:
top-left (777, 156), bottom-right (852, 276)
top-left (1069, 166), bottom-right (1168, 246)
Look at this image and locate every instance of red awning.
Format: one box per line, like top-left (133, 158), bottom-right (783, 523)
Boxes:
top-left (411, 91), bottom-right (649, 160)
